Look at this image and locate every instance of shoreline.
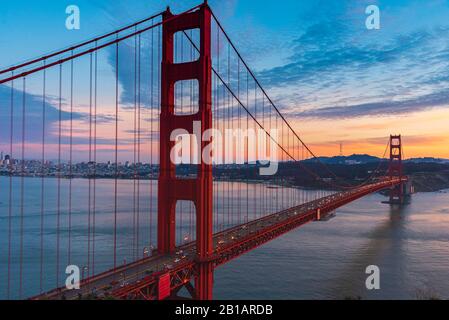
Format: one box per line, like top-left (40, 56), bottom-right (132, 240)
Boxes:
top-left (1, 174), bottom-right (448, 194)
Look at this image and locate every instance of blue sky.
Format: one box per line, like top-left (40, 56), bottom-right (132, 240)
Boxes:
top-left (1, 0), bottom-right (449, 158)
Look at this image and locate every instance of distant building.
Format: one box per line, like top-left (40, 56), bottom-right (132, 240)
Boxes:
top-left (345, 160), bottom-right (360, 165)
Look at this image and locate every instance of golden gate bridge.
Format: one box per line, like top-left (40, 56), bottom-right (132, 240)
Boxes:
top-left (0, 2), bottom-right (409, 300)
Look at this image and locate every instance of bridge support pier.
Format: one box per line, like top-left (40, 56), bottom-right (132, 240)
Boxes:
top-left (158, 3), bottom-right (214, 300)
top-left (195, 261), bottom-right (213, 300)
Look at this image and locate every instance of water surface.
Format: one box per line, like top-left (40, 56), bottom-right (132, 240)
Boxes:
top-left (1, 176), bottom-right (448, 299)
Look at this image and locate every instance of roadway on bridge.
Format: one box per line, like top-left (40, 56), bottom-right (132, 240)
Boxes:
top-left (34, 179), bottom-right (400, 300)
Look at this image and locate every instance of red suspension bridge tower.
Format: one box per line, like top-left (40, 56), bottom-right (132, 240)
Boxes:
top-left (388, 135), bottom-right (405, 204)
top-left (158, 3), bottom-right (214, 299)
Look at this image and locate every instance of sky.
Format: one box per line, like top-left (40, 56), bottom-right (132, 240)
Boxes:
top-left (1, 0), bottom-right (449, 161)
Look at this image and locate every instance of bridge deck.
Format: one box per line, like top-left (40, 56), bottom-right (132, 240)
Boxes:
top-left (33, 178), bottom-right (403, 300)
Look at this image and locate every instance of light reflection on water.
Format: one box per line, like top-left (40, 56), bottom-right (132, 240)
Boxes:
top-left (0, 176), bottom-right (448, 299)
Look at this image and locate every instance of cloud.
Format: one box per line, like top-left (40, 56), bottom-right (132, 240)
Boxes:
top-left (257, 28), bottom-right (432, 88)
top-left (99, 0), bottom-right (449, 122)
top-left (106, 32), bottom-right (160, 111)
top-left (252, 9), bottom-right (449, 119)
top-left (294, 87), bottom-right (449, 119)
top-left (0, 85), bottom-right (83, 145)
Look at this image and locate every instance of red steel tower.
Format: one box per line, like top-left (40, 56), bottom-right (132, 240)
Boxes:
top-left (388, 135), bottom-right (404, 204)
top-left (158, 3), bottom-right (213, 299)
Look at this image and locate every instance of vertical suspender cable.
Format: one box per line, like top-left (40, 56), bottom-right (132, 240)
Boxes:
top-left (40, 63), bottom-right (46, 293)
top-left (137, 33), bottom-right (141, 257)
top-left (227, 42), bottom-right (230, 229)
top-left (68, 51), bottom-right (74, 268)
top-left (88, 52), bottom-right (93, 278)
top-left (149, 27), bottom-right (154, 252)
top-left (246, 71), bottom-right (249, 230)
top-left (237, 58), bottom-right (241, 225)
top-left (93, 45), bottom-right (98, 275)
top-left (132, 30), bottom-right (137, 259)
top-left (156, 24), bottom-right (161, 247)
top-left (113, 39), bottom-right (119, 269)
top-left (56, 65), bottom-right (62, 288)
top-left (261, 95), bottom-right (264, 217)
top-left (254, 81), bottom-right (257, 219)
top-left (19, 77), bottom-right (26, 297)
top-left (7, 73), bottom-right (14, 299)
